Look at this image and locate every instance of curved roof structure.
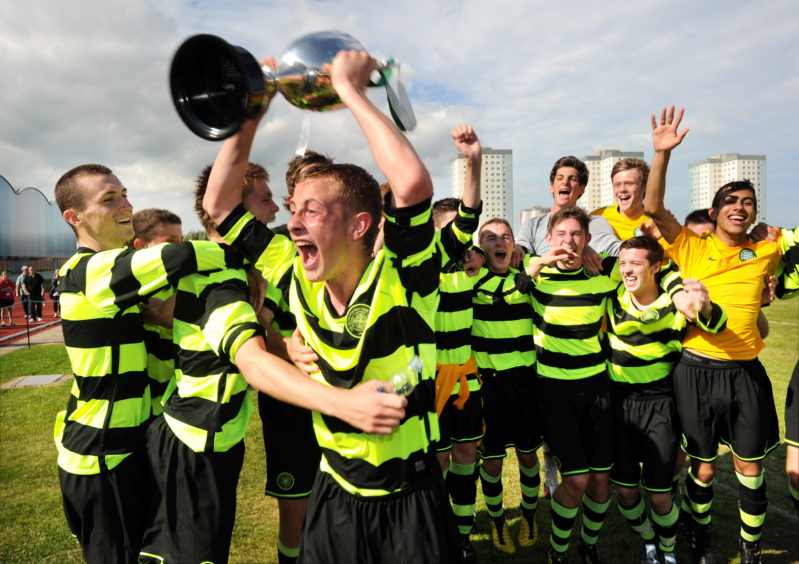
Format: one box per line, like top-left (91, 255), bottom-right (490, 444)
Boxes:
top-left (0, 175), bottom-right (76, 258)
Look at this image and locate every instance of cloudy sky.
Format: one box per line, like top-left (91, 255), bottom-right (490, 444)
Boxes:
top-left (1, 0), bottom-right (796, 233)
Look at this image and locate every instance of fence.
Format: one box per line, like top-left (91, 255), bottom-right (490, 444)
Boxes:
top-left (0, 297), bottom-right (61, 350)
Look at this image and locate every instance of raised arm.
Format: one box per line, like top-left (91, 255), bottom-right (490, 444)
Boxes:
top-left (451, 124), bottom-right (482, 209)
top-left (644, 106), bottom-right (689, 244)
top-left (204, 58), bottom-right (277, 225)
top-left (331, 50), bottom-right (432, 208)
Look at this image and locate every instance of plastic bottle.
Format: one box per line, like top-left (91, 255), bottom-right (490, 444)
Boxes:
top-left (381, 356), bottom-right (423, 396)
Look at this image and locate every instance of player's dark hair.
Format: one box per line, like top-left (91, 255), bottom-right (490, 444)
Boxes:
top-left (549, 156), bottom-right (589, 186)
top-left (619, 235), bottom-right (664, 265)
top-left (711, 180), bottom-right (757, 212)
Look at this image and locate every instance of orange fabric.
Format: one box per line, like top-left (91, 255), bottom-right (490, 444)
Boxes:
top-left (435, 357), bottom-right (478, 417)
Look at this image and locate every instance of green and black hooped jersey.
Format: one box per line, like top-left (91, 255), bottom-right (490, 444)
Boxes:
top-left (54, 242), bottom-right (243, 475)
top-left (218, 197), bottom-right (441, 497)
top-left (531, 258), bottom-right (683, 381)
top-left (531, 263), bottom-right (616, 381)
top-left (143, 287), bottom-right (175, 418)
top-left (264, 266), bottom-right (296, 337)
top-left (435, 202), bottom-right (480, 375)
top-left (607, 285), bottom-right (727, 396)
top-left (777, 226), bottom-right (799, 300)
top-left (163, 261), bottom-right (265, 453)
top-left (471, 268), bottom-right (536, 372)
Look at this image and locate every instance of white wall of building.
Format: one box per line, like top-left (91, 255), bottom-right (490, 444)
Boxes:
top-left (451, 148), bottom-right (513, 226)
top-left (518, 205), bottom-right (551, 230)
top-left (688, 154), bottom-right (766, 223)
top-left (582, 150), bottom-right (645, 212)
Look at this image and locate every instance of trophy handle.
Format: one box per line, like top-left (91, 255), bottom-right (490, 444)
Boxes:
top-left (170, 34), bottom-right (267, 140)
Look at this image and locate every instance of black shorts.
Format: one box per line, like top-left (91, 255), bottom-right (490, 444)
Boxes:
top-left (140, 416), bottom-right (244, 564)
top-left (299, 466), bottom-right (463, 564)
top-left (258, 392), bottom-right (321, 498)
top-left (536, 374), bottom-right (614, 475)
top-left (479, 366), bottom-right (542, 459)
top-left (0, 298), bottom-right (12, 309)
top-left (673, 350), bottom-right (780, 462)
top-left (785, 360), bottom-right (799, 448)
top-left (59, 450), bottom-right (150, 564)
top-left (434, 375), bottom-right (484, 453)
top-left (609, 392), bottom-right (679, 492)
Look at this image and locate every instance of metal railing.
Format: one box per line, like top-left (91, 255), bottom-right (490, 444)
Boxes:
top-left (0, 298), bottom-right (60, 349)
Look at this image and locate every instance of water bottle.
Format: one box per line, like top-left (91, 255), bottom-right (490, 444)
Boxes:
top-left (380, 356), bottom-right (423, 396)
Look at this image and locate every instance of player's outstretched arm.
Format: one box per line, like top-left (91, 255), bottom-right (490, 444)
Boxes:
top-left (644, 106), bottom-right (689, 244)
top-left (332, 50), bottom-right (432, 208)
top-left (452, 125), bottom-right (482, 209)
top-left (235, 336), bottom-right (406, 434)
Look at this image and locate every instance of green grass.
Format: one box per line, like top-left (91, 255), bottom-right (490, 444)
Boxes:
top-left (0, 344), bottom-right (71, 384)
top-left (0, 299), bottom-right (797, 563)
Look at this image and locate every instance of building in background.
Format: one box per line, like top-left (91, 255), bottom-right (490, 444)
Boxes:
top-left (519, 205), bottom-right (551, 230)
top-left (688, 154), bottom-right (767, 222)
top-left (452, 147), bottom-right (513, 226)
top-left (0, 175), bottom-right (75, 276)
top-left (582, 150), bottom-right (645, 212)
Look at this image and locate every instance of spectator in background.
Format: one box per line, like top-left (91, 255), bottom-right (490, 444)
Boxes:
top-left (0, 271), bottom-right (15, 326)
top-left (24, 265), bottom-right (45, 322)
top-left (15, 266), bottom-right (29, 319)
top-left (50, 270), bottom-right (62, 318)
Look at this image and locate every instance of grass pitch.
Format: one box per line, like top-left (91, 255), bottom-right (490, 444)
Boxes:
top-left (0, 298), bottom-right (796, 563)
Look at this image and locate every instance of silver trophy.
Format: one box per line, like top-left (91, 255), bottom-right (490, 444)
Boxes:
top-left (170, 31), bottom-right (415, 140)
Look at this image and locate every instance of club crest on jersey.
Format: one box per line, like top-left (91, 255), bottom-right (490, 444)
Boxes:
top-left (277, 472), bottom-right (295, 491)
top-left (346, 304), bottom-right (370, 337)
top-left (738, 249), bottom-right (757, 262)
top-left (640, 308), bottom-right (660, 323)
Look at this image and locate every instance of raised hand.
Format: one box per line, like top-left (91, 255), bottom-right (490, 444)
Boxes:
top-left (330, 50), bottom-right (377, 96)
top-left (451, 125), bottom-right (482, 159)
top-left (651, 105), bottom-right (690, 153)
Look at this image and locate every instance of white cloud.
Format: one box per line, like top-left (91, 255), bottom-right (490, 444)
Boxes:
top-left (1, 0), bottom-right (796, 232)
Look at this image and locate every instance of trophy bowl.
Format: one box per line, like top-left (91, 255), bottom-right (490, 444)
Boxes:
top-left (170, 31), bottom-right (393, 140)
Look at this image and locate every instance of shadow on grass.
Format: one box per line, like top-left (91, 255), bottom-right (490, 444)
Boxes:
top-left (465, 448), bottom-right (798, 563)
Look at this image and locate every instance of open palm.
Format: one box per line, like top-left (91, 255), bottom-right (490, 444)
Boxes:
top-left (651, 105), bottom-right (689, 152)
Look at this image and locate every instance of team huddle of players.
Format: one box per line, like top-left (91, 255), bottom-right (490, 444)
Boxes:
top-left (50, 49), bottom-right (797, 564)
